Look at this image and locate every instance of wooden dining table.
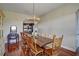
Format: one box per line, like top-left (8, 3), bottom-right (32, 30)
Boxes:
top-left (32, 35), bottom-right (53, 48)
top-left (21, 32), bottom-right (53, 48)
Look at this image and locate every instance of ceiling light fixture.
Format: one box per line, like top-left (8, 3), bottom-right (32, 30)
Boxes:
top-left (27, 2), bottom-right (40, 24)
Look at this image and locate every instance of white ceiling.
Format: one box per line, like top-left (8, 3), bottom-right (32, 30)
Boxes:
top-left (0, 3), bottom-right (63, 16)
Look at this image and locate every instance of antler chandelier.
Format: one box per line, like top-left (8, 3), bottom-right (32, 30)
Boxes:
top-left (27, 3), bottom-right (40, 24)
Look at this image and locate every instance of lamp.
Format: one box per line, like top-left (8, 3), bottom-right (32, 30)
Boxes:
top-left (27, 3), bottom-right (40, 24)
top-left (10, 25), bottom-right (17, 33)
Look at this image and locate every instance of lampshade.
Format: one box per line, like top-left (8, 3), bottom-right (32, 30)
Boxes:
top-left (10, 26), bottom-right (17, 32)
top-left (27, 16), bottom-right (40, 24)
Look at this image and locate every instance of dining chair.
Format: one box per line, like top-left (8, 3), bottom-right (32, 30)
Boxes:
top-left (20, 32), bottom-right (30, 55)
top-left (26, 36), bottom-right (43, 56)
top-left (44, 35), bottom-right (63, 56)
top-left (7, 26), bottom-right (19, 52)
top-left (20, 32), bottom-right (27, 45)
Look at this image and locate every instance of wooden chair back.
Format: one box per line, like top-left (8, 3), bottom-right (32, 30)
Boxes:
top-left (20, 32), bottom-right (31, 55)
top-left (20, 32), bottom-right (28, 41)
top-left (25, 36), bottom-right (37, 52)
top-left (52, 35), bottom-right (63, 50)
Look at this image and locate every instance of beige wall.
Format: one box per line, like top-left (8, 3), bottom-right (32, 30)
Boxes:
top-left (3, 11), bottom-right (30, 43)
top-left (38, 4), bottom-right (79, 51)
top-left (3, 3), bottom-right (79, 52)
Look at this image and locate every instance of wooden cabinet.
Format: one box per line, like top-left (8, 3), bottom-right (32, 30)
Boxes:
top-left (0, 10), bottom-right (5, 56)
top-left (23, 23), bottom-right (34, 34)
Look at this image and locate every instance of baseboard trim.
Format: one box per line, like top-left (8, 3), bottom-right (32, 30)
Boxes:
top-left (3, 53), bottom-right (6, 56)
top-left (61, 45), bottom-right (76, 52)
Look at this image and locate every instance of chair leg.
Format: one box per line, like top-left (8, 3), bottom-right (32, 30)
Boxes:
top-left (26, 48), bottom-right (30, 56)
top-left (43, 49), bottom-right (46, 56)
top-left (28, 48), bottom-right (31, 56)
top-left (42, 52), bottom-right (43, 56)
top-left (7, 40), bottom-right (9, 52)
top-left (8, 43), bottom-right (10, 52)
